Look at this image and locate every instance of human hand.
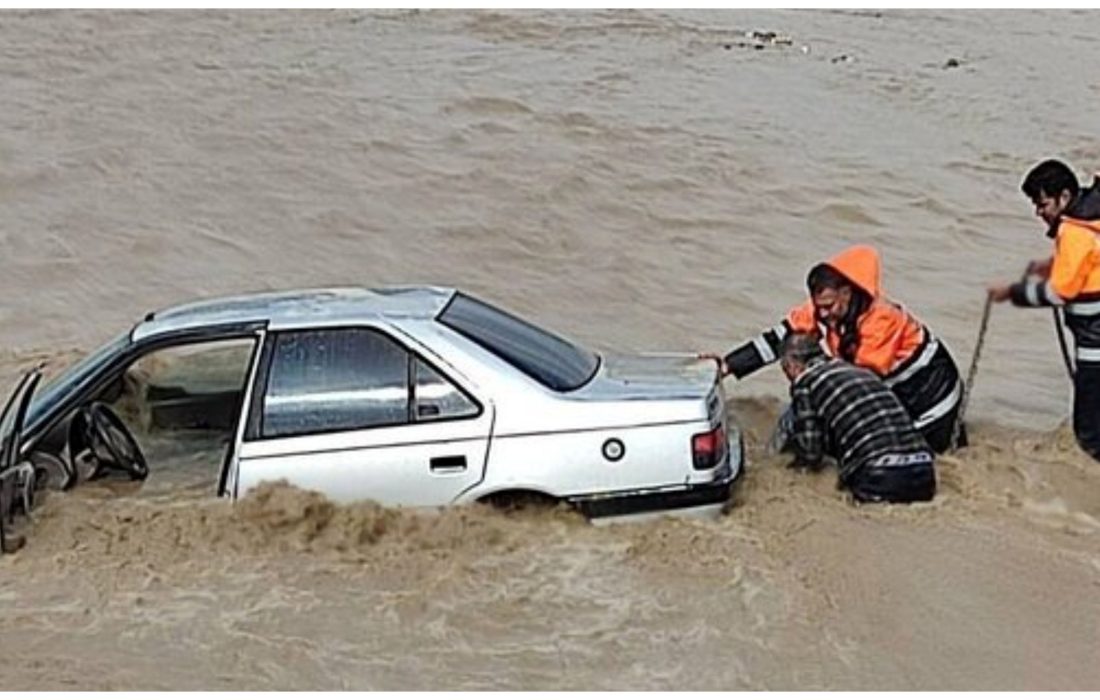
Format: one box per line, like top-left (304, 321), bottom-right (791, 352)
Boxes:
top-left (1025, 257), bottom-right (1053, 278)
top-left (986, 283), bottom-right (1012, 303)
top-left (697, 352), bottom-right (730, 377)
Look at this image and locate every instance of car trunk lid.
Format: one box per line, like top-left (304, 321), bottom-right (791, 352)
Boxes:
top-left (574, 353), bottom-right (719, 403)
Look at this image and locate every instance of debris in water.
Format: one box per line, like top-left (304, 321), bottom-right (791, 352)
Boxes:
top-left (721, 29), bottom-right (799, 53)
top-left (746, 30), bottom-right (793, 46)
top-left (943, 57), bottom-right (961, 69)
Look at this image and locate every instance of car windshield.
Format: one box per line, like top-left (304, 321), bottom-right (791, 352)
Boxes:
top-left (27, 331), bottom-right (131, 430)
top-left (438, 293), bottom-right (600, 392)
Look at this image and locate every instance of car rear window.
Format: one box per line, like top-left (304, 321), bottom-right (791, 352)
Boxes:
top-left (438, 293), bottom-right (599, 392)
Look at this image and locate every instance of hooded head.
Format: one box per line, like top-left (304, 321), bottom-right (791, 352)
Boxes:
top-left (809, 244), bottom-right (881, 297)
top-left (805, 244), bottom-right (881, 332)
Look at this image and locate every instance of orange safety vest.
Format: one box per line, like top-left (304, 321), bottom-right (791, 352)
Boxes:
top-left (1050, 216), bottom-right (1100, 301)
top-left (785, 245), bottom-right (926, 377)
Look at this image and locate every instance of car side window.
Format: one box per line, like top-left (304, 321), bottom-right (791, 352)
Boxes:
top-left (413, 358), bottom-right (478, 422)
top-left (263, 328), bottom-right (409, 439)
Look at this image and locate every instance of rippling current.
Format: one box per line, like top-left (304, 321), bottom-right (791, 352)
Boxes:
top-left (1, 10), bottom-right (1099, 690)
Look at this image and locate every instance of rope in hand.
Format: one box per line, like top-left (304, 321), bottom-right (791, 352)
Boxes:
top-left (951, 292), bottom-right (993, 451)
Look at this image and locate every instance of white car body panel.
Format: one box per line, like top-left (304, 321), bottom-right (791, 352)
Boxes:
top-left (236, 416), bottom-right (493, 506)
top-left (469, 421), bottom-right (718, 499)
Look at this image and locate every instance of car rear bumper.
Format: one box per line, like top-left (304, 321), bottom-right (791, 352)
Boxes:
top-left (570, 441), bottom-right (743, 520)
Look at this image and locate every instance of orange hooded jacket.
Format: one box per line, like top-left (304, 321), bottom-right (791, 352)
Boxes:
top-left (1050, 216), bottom-right (1100, 300)
top-left (786, 245), bottom-right (925, 377)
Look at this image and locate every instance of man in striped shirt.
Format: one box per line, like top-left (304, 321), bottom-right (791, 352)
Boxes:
top-left (781, 332), bottom-right (936, 504)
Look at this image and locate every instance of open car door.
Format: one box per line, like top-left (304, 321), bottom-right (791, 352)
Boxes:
top-left (0, 367), bottom-right (43, 554)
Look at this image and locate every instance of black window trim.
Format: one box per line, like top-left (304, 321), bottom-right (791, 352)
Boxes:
top-left (244, 324), bottom-right (485, 443)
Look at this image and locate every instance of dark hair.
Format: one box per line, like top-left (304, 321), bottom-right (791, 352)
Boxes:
top-left (1021, 159), bottom-right (1079, 202)
top-left (781, 332), bottom-right (825, 367)
top-left (806, 263), bottom-right (871, 363)
top-left (806, 263), bottom-right (848, 296)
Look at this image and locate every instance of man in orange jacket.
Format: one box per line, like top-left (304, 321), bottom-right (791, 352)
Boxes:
top-left (988, 159), bottom-right (1100, 461)
top-left (703, 244), bottom-right (965, 453)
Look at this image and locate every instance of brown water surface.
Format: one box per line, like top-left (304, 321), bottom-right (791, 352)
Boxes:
top-left (1, 10), bottom-right (1099, 690)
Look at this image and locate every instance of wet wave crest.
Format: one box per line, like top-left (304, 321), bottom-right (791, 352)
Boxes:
top-left (22, 481), bottom-right (585, 568)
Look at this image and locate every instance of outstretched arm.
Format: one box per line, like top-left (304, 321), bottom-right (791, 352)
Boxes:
top-left (721, 320), bottom-right (792, 378)
top-left (717, 301), bottom-right (819, 379)
top-left (992, 228), bottom-right (1095, 307)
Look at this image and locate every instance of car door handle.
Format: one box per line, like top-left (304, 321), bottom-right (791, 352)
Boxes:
top-left (430, 455), bottom-right (467, 473)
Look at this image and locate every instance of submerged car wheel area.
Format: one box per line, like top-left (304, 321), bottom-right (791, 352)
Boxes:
top-left (0, 286), bottom-right (744, 551)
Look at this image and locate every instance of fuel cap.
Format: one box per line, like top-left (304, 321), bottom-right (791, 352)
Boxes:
top-left (602, 438), bottom-right (625, 462)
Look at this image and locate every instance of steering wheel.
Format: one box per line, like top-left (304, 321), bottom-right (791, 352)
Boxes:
top-left (80, 403), bottom-right (149, 481)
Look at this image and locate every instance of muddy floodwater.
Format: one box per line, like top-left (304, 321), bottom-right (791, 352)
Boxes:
top-left (1, 10), bottom-right (1099, 690)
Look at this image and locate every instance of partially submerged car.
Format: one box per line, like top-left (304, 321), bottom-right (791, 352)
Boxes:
top-left (0, 287), bottom-right (742, 549)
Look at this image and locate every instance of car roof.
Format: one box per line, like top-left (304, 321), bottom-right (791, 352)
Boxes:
top-left (132, 286), bottom-right (456, 342)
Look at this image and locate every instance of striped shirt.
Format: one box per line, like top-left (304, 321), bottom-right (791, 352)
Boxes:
top-left (790, 357), bottom-right (931, 481)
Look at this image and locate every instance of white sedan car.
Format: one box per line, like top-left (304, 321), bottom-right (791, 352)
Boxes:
top-left (0, 287), bottom-right (742, 545)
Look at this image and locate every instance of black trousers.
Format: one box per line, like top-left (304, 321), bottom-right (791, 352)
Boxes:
top-left (1073, 363), bottom-right (1100, 461)
top-left (845, 458), bottom-right (936, 504)
top-left (920, 407), bottom-right (966, 454)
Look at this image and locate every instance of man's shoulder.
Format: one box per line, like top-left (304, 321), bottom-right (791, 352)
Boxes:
top-left (801, 358), bottom-right (867, 382)
top-left (800, 358), bottom-right (885, 394)
top-left (1059, 216), bottom-right (1100, 239)
top-left (858, 297), bottom-right (922, 332)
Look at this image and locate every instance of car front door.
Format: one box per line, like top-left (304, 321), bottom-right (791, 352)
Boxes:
top-left (230, 325), bottom-right (493, 507)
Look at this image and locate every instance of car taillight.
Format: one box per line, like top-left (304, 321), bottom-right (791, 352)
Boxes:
top-left (692, 425), bottom-right (725, 470)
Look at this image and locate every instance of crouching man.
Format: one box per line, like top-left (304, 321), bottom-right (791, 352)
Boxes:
top-left (781, 331), bottom-right (936, 504)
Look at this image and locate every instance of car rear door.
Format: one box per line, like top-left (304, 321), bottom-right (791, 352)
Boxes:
top-left (230, 325), bottom-right (493, 507)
